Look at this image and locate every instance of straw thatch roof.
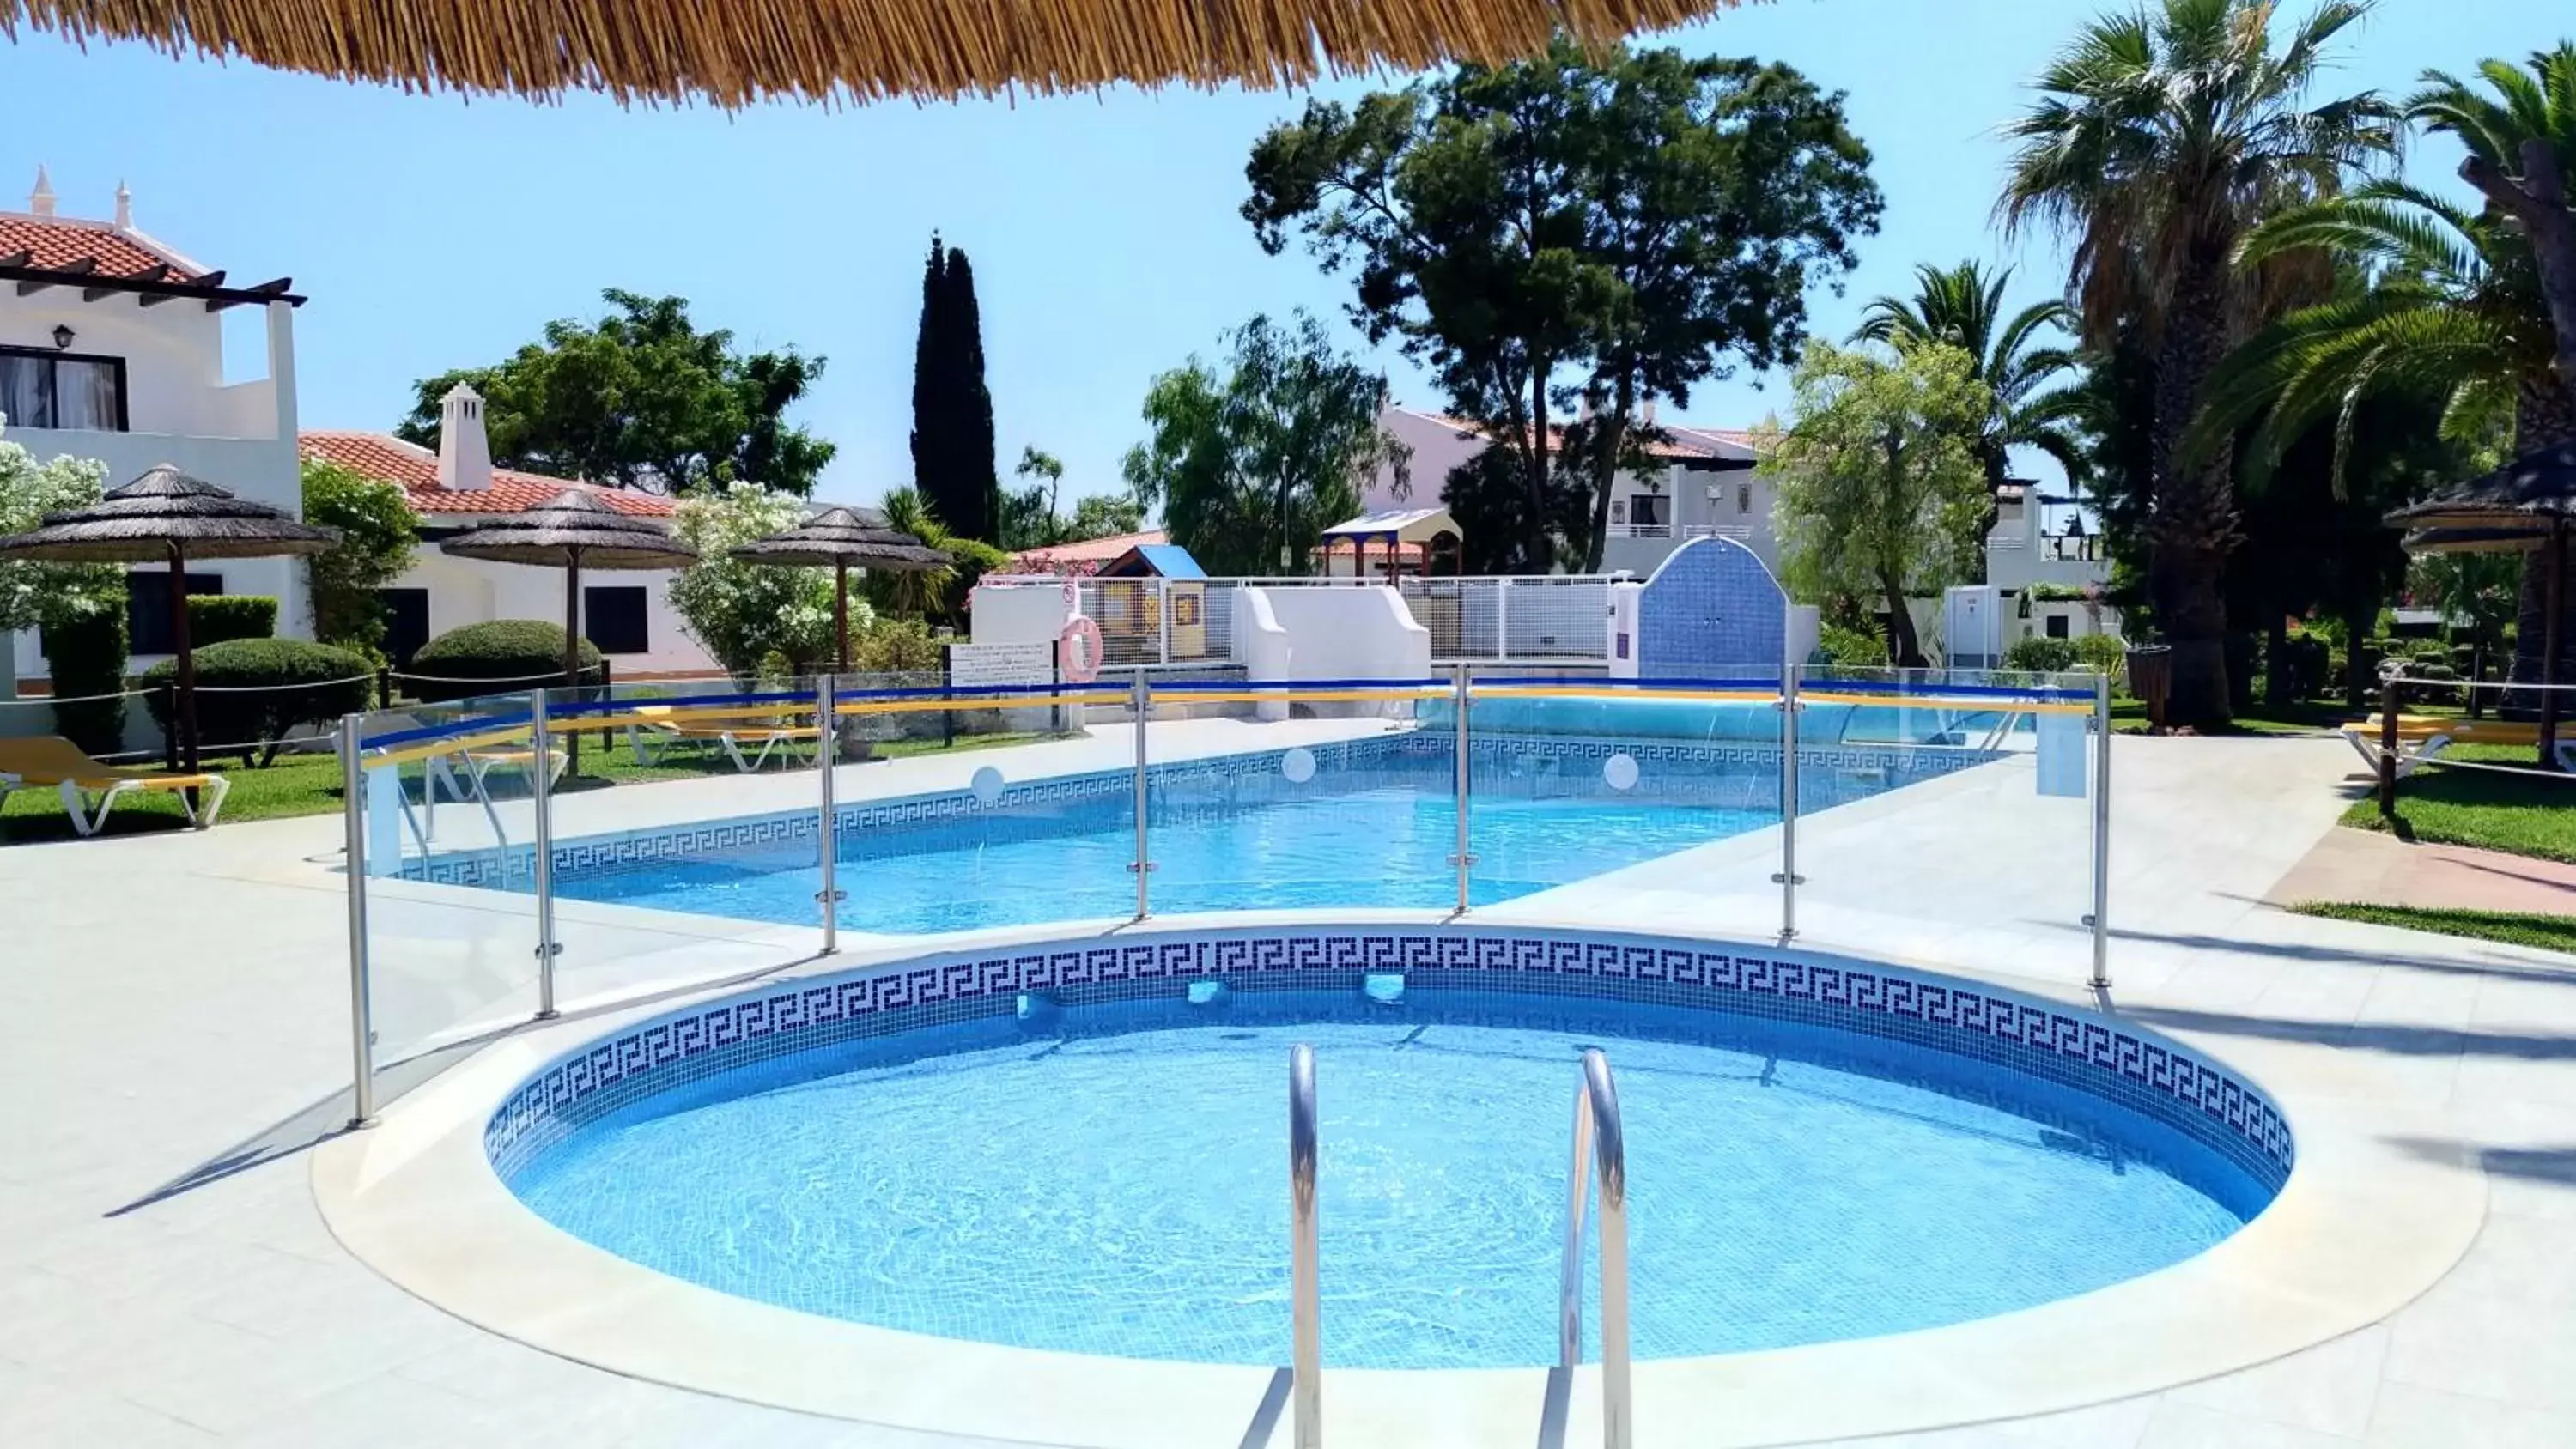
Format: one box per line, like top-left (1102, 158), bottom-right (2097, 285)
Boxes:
top-left (0, 0), bottom-right (1736, 106)
top-left (2386, 441), bottom-right (2576, 533)
top-left (731, 506), bottom-right (948, 572)
top-left (2400, 525), bottom-right (2553, 555)
top-left (0, 463), bottom-right (340, 562)
top-left (439, 488), bottom-right (697, 568)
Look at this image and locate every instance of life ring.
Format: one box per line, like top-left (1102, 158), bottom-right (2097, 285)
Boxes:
top-left (1058, 615), bottom-right (1106, 683)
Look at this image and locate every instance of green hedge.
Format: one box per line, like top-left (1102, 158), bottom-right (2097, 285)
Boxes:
top-left (2002, 635), bottom-right (2081, 674)
top-left (38, 607), bottom-right (129, 757)
top-left (141, 638), bottom-right (375, 766)
top-left (188, 595), bottom-right (277, 646)
top-left (404, 620), bottom-right (602, 704)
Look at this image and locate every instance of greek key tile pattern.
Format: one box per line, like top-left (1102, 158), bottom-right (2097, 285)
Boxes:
top-left (485, 927), bottom-right (2293, 1198)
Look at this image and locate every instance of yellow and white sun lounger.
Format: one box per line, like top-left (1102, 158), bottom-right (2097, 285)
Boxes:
top-left (2341, 713), bottom-right (2576, 777)
top-left (626, 705), bottom-right (822, 773)
top-left (0, 735), bottom-right (230, 836)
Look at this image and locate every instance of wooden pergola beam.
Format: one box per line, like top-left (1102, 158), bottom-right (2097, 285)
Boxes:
top-left (15, 255), bottom-right (94, 296)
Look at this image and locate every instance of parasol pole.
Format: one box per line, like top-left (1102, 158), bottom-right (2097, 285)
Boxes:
top-left (563, 545), bottom-right (584, 777)
top-left (835, 561), bottom-right (851, 676)
top-left (2544, 518), bottom-right (2567, 769)
top-left (169, 539), bottom-right (199, 776)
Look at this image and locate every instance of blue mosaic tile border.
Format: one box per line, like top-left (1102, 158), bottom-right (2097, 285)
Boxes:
top-left (484, 927), bottom-right (2293, 1199)
top-left (408, 731), bottom-right (1998, 888)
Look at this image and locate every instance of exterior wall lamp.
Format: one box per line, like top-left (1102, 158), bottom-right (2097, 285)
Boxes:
top-left (51, 324), bottom-right (74, 350)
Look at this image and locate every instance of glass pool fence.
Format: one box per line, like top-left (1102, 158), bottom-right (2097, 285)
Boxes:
top-left (335, 665), bottom-right (2111, 1118)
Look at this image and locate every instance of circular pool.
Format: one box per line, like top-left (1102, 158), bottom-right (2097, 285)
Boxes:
top-left (486, 927), bottom-right (2291, 1371)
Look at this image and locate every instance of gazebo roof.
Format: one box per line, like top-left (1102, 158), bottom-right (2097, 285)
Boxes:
top-left (0, 463), bottom-right (339, 562)
top-left (438, 488), bottom-right (696, 569)
top-left (3, 0), bottom-right (1740, 106)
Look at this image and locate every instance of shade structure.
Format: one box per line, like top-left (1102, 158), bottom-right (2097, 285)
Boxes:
top-left (1, 0), bottom-right (1737, 107)
top-left (729, 506), bottom-right (948, 673)
top-left (2388, 443), bottom-right (2576, 766)
top-left (0, 464), bottom-right (340, 774)
top-left (439, 489), bottom-right (696, 771)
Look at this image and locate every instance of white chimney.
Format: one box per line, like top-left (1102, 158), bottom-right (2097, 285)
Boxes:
top-left (113, 180), bottom-right (131, 229)
top-left (436, 383), bottom-right (494, 493)
top-left (29, 165), bottom-right (55, 216)
top-left (1642, 397), bottom-right (1658, 427)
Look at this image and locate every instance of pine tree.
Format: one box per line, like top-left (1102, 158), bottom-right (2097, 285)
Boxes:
top-left (907, 235), bottom-right (1002, 543)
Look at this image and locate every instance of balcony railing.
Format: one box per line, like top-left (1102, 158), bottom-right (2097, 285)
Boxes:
top-left (1606, 522), bottom-right (1673, 540)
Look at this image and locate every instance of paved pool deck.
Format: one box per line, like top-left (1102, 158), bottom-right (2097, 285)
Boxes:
top-left (4, 727), bottom-right (2575, 1446)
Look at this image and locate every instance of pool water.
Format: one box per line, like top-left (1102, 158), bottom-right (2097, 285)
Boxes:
top-left (556, 785), bottom-right (1771, 933)
top-left (507, 991), bottom-right (2269, 1368)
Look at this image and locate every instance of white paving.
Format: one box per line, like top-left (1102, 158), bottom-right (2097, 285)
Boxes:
top-left (3, 727), bottom-right (2573, 1446)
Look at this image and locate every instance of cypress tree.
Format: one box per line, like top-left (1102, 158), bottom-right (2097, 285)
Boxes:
top-left (907, 234), bottom-right (1002, 543)
top-left (941, 248), bottom-right (1000, 543)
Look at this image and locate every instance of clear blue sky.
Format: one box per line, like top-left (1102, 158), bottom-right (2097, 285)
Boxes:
top-left (2, 0), bottom-right (2563, 507)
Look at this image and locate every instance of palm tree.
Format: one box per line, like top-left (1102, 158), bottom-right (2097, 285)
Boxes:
top-left (1999, 0), bottom-right (2396, 725)
top-left (2417, 45), bottom-right (2576, 420)
top-left (870, 487), bottom-right (961, 618)
top-left (1851, 260), bottom-right (2088, 574)
top-left (2204, 46), bottom-right (2576, 705)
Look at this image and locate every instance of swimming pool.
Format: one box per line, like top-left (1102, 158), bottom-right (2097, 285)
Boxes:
top-left (439, 731), bottom-right (1999, 934)
top-left (488, 926), bottom-right (2289, 1372)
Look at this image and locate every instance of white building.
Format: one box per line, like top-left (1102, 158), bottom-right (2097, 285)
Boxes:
top-left (3, 168), bottom-right (307, 682)
top-left (303, 386), bottom-right (720, 677)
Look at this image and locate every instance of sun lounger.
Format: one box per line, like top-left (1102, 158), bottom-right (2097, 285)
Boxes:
top-left (2340, 713), bottom-right (2576, 776)
top-left (627, 706), bottom-right (822, 773)
top-left (0, 735), bottom-right (230, 836)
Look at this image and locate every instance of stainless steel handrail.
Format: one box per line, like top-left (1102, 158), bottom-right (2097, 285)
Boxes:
top-left (1289, 1043), bottom-right (1322, 1448)
top-left (1559, 1047), bottom-right (1632, 1449)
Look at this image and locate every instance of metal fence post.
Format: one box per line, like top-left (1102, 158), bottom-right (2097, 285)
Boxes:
top-left (1776, 666), bottom-right (1801, 941)
top-left (530, 691), bottom-right (560, 1020)
top-left (338, 713), bottom-right (377, 1128)
top-left (1452, 662), bottom-right (1473, 913)
top-left (1132, 671), bottom-right (1152, 919)
top-left (1495, 579), bottom-right (1511, 664)
top-left (2090, 672), bottom-right (2113, 991)
top-left (1157, 577), bottom-right (1173, 667)
top-left (2377, 675), bottom-right (2402, 821)
top-left (817, 674), bottom-right (842, 955)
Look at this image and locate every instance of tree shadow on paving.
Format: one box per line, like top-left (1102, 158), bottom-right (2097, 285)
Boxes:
top-left (2107, 923), bottom-right (2576, 985)
top-left (2124, 1003), bottom-right (2576, 1061)
top-left (2386, 1137), bottom-right (2576, 1187)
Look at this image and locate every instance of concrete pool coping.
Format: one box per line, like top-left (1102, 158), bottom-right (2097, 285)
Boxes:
top-left (311, 910), bottom-right (2483, 1449)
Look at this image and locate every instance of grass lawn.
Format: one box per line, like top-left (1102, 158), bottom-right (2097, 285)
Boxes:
top-left (0, 727), bottom-right (1074, 846)
top-left (2108, 697), bottom-right (2388, 737)
top-left (2289, 901), bottom-right (2576, 956)
top-left (2340, 743), bottom-right (2576, 865)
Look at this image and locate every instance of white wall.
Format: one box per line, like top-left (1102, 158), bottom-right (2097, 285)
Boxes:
top-left (969, 578), bottom-right (1079, 647)
top-left (391, 551), bottom-right (717, 677)
top-left (1232, 585), bottom-right (1430, 718)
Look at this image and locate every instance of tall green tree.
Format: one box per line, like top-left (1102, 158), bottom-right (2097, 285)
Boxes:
top-left (301, 458), bottom-right (419, 658)
top-left (1244, 37), bottom-right (1880, 571)
top-left (2000, 0), bottom-right (2397, 725)
top-left (1851, 259), bottom-right (2088, 572)
top-left (909, 236), bottom-right (1001, 543)
top-left (398, 290), bottom-right (835, 495)
top-left (1765, 339), bottom-right (1994, 667)
top-left (999, 446), bottom-right (1066, 551)
top-left (1121, 312), bottom-right (1406, 577)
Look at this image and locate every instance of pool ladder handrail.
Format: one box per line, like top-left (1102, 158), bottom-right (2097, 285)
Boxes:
top-left (1561, 1046), bottom-right (1634, 1449)
top-left (1289, 1042), bottom-right (1322, 1449)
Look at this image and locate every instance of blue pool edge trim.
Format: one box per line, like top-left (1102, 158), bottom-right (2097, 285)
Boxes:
top-left (483, 923), bottom-right (2294, 1207)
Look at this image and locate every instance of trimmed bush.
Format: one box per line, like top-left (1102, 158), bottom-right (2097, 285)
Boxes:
top-left (1817, 622), bottom-right (1886, 668)
top-left (2073, 633), bottom-right (2125, 679)
top-left (38, 605), bottom-right (129, 757)
top-left (403, 620), bottom-right (602, 704)
top-left (142, 638), bottom-right (374, 766)
top-left (187, 595), bottom-right (278, 646)
top-left (2002, 635), bottom-right (2081, 675)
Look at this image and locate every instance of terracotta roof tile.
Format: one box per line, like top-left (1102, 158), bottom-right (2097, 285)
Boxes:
top-left (0, 213), bottom-right (199, 281)
top-left (300, 430), bottom-right (678, 517)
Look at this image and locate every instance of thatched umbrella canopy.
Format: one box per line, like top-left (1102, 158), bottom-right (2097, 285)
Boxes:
top-left (2388, 442), bottom-right (2576, 765)
top-left (730, 506), bottom-right (947, 674)
top-left (0, 0), bottom-right (1735, 106)
top-left (440, 489), bottom-right (696, 769)
top-left (0, 464), bottom-right (339, 773)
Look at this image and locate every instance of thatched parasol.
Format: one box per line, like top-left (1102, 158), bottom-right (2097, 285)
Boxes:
top-left (730, 506), bottom-right (947, 674)
top-left (0, 0), bottom-right (1737, 106)
top-left (0, 464), bottom-right (339, 773)
top-left (440, 489), bottom-right (696, 769)
top-left (2388, 442), bottom-right (2576, 764)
